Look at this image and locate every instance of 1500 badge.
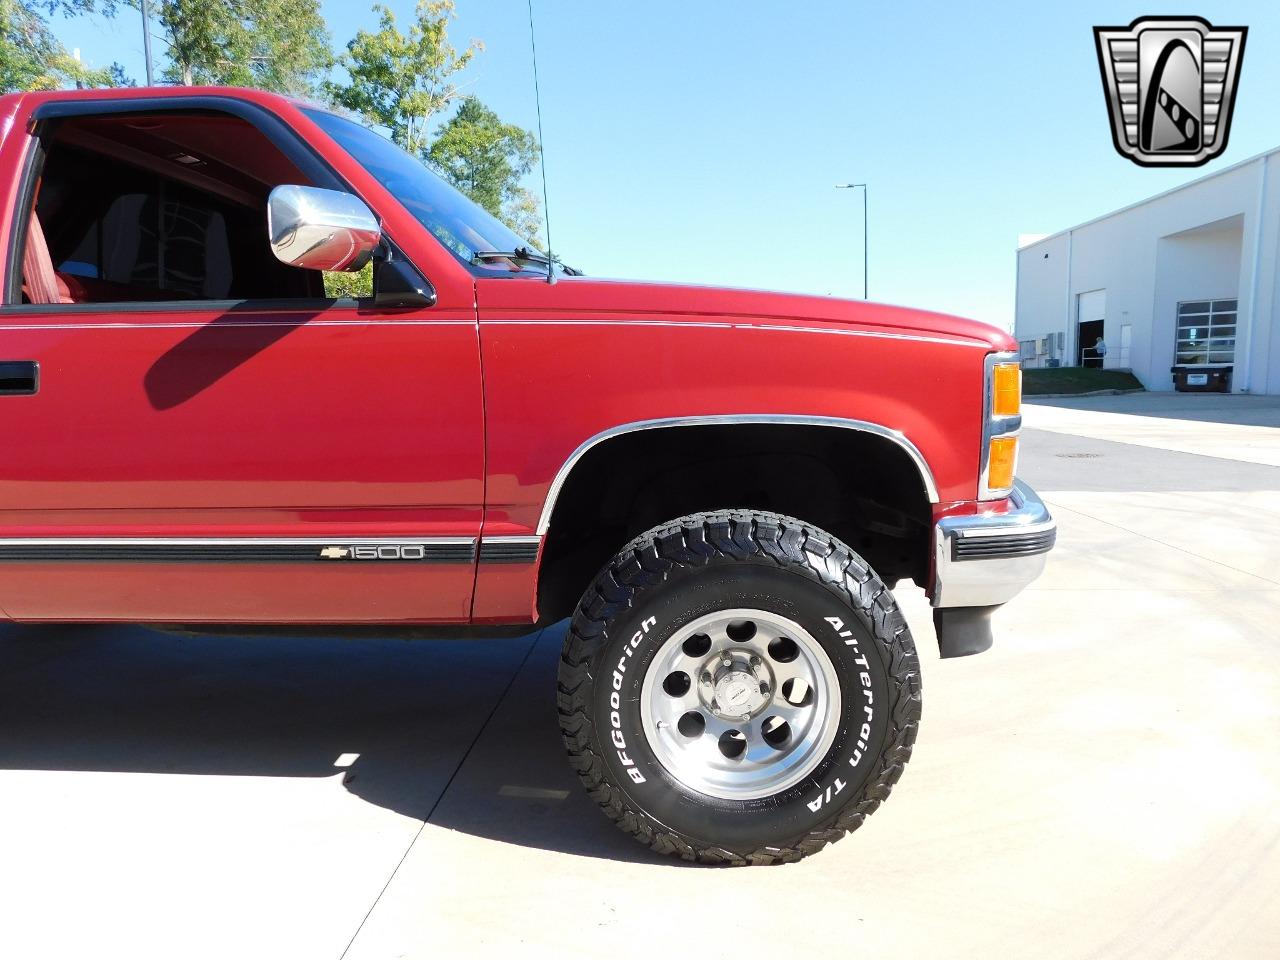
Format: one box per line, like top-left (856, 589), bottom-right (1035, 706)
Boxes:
top-left (319, 544), bottom-right (431, 560)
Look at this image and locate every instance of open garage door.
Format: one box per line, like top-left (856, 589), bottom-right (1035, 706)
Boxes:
top-left (1076, 289), bottom-right (1106, 368)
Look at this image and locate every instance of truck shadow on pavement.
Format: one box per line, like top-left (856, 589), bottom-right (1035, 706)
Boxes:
top-left (0, 622), bottom-right (674, 866)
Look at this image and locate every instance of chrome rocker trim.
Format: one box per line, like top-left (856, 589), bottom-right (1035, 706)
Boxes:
top-left (933, 479), bottom-right (1056, 609)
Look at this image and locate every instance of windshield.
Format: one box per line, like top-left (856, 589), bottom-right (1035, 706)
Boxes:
top-left (304, 108), bottom-right (556, 277)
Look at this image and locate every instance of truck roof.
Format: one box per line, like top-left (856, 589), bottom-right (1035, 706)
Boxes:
top-left (0, 85), bottom-right (309, 113)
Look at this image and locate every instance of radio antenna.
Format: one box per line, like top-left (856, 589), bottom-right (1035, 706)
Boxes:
top-left (526, 0), bottom-right (555, 284)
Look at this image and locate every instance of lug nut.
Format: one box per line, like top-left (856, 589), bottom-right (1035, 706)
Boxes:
top-left (759, 682), bottom-right (770, 695)
top-left (700, 671), bottom-right (712, 685)
top-left (749, 655), bottom-right (761, 667)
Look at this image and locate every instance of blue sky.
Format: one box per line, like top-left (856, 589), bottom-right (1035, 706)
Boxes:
top-left (51, 1), bottom-right (1280, 330)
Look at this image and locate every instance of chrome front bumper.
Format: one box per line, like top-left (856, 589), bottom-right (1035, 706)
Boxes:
top-left (932, 480), bottom-right (1056, 609)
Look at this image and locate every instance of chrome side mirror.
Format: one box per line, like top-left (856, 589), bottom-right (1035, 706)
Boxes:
top-left (267, 184), bottom-right (380, 272)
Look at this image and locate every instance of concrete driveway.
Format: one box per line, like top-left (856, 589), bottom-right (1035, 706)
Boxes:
top-left (2, 394), bottom-right (1277, 959)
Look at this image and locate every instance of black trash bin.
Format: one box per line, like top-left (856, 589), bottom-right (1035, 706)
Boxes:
top-left (1171, 365), bottom-right (1232, 392)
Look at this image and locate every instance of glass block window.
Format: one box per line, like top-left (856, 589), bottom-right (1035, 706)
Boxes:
top-left (1175, 299), bottom-right (1237, 366)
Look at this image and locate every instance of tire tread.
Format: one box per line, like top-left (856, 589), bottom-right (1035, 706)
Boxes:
top-left (556, 509), bottom-right (922, 865)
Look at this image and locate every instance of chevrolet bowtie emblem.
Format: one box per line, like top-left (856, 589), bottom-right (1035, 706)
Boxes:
top-left (319, 546), bottom-right (351, 559)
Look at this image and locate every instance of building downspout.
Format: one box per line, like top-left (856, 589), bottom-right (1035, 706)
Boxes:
top-left (1013, 241), bottom-right (1021, 346)
top-left (1064, 229), bottom-right (1074, 365)
top-left (1240, 156), bottom-right (1269, 393)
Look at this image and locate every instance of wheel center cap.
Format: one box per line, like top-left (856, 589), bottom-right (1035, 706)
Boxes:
top-left (713, 668), bottom-right (766, 718)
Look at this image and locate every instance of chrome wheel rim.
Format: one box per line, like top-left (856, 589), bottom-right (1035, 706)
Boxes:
top-left (639, 608), bottom-right (841, 801)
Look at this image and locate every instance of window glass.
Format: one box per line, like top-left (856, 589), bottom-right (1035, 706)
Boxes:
top-left (1174, 298), bottom-right (1237, 366)
top-left (22, 113), bottom-right (325, 305)
top-left (305, 108), bottom-right (559, 277)
top-left (58, 188), bottom-right (233, 298)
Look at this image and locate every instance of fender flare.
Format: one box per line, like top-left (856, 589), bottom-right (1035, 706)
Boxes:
top-left (535, 414), bottom-right (940, 536)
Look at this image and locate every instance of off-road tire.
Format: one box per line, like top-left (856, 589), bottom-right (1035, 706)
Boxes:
top-left (557, 509), bottom-right (922, 865)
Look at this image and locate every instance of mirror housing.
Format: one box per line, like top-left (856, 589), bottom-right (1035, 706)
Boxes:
top-left (267, 184), bottom-right (380, 272)
top-left (374, 257), bottom-right (436, 309)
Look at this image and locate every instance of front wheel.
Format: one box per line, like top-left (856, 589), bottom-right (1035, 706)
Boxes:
top-left (557, 510), bottom-right (922, 865)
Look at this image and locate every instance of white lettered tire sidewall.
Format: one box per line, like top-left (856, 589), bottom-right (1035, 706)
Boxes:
top-left (560, 511), bottom-right (921, 863)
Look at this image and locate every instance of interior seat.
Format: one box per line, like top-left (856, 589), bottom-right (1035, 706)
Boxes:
top-left (22, 212), bottom-right (72, 304)
top-left (23, 210), bottom-right (196, 305)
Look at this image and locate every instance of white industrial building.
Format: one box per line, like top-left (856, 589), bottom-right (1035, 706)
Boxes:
top-left (1015, 146), bottom-right (1280, 394)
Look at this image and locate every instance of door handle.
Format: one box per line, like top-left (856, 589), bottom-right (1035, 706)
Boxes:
top-left (0, 361), bottom-right (38, 396)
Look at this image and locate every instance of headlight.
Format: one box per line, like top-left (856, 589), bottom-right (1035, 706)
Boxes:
top-left (980, 354), bottom-right (1022, 500)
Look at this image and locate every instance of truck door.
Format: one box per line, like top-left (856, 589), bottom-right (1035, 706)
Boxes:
top-left (0, 98), bottom-right (484, 623)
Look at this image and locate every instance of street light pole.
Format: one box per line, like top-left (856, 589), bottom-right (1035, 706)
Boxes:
top-left (835, 183), bottom-right (867, 300)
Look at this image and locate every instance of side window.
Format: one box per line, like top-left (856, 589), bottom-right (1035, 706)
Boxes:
top-left (20, 111), bottom-right (333, 306)
top-left (48, 182), bottom-right (240, 300)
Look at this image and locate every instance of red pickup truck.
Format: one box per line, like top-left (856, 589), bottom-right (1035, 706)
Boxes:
top-left (0, 87), bottom-right (1054, 864)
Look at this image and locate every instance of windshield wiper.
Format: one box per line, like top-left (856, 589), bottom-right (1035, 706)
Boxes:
top-left (472, 247), bottom-right (582, 276)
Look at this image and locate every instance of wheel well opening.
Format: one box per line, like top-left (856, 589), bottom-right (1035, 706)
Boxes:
top-left (536, 424), bottom-right (934, 623)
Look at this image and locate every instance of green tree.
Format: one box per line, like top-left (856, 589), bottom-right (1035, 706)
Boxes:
top-left (250, 0), bottom-right (332, 94)
top-left (500, 187), bottom-right (542, 247)
top-left (156, 0), bottom-right (331, 95)
top-left (323, 261), bottom-right (372, 299)
top-left (427, 96), bottom-right (542, 244)
top-left (328, 0), bottom-right (479, 156)
top-left (156, 0), bottom-right (245, 86)
top-left (1, 0), bottom-right (129, 92)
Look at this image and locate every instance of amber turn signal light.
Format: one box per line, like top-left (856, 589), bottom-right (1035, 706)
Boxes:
top-left (987, 436), bottom-right (1018, 492)
top-left (992, 363), bottom-right (1022, 417)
